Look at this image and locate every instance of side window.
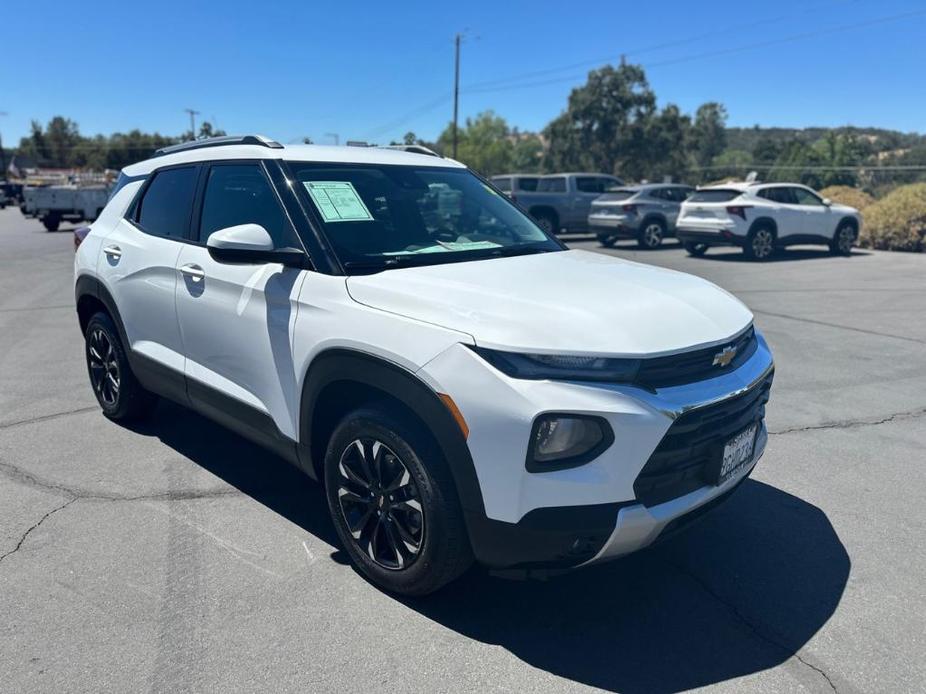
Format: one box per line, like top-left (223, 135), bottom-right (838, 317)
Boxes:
top-left (599, 177), bottom-right (619, 191)
top-left (518, 177), bottom-right (539, 192)
top-left (493, 177), bottom-right (512, 193)
top-left (576, 177), bottom-right (600, 193)
top-left (135, 166), bottom-right (198, 239)
top-left (538, 177), bottom-right (567, 193)
top-left (792, 187), bottom-right (824, 206)
top-left (649, 188), bottom-right (669, 200)
top-left (199, 164), bottom-right (298, 248)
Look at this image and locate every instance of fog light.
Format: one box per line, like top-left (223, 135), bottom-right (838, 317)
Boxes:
top-left (526, 414), bottom-right (614, 472)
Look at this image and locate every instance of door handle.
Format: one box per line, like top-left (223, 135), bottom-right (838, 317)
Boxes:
top-left (102, 245), bottom-right (122, 260)
top-left (180, 264), bottom-right (205, 282)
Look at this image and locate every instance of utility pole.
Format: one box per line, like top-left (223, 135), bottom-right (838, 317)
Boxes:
top-left (184, 108), bottom-right (200, 140)
top-left (0, 112), bottom-right (7, 180)
top-left (452, 33), bottom-right (461, 159)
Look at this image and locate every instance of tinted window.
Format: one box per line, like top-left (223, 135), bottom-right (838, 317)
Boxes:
top-left (199, 164), bottom-right (297, 247)
top-left (576, 177), bottom-right (601, 193)
top-left (516, 177), bottom-right (539, 192)
top-left (538, 177), bottom-right (567, 193)
top-left (493, 177), bottom-right (512, 192)
top-left (687, 189), bottom-right (742, 203)
top-left (136, 167), bottom-right (197, 239)
top-left (758, 187), bottom-right (798, 204)
top-left (648, 188), bottom-right (671, 200)
top-left (792, 187), bottom-right (824, 206)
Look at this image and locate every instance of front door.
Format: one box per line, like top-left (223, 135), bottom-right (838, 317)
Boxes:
top-left (174, 161), bottom-right (307, 441)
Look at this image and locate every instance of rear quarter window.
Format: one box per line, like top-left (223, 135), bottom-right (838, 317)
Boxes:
top-left (135, 166), bottom-right (198, 239)
top-left (687, 189), bottom-right (742, 203)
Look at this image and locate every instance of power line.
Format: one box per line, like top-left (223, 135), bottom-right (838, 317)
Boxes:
top-left (465, 7), bottom-right (926, 95)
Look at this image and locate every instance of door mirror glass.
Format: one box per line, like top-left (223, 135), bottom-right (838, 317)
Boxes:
top-left (206, 223), bottom-right (307, 267)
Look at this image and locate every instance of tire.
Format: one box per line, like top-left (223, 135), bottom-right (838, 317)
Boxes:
top-left (597, 233), bottom-right (616, 248)
top-left (743, 225), bottom-right (775, 261)
top-left (683, 241), bottom-right (709, 257)
top-left (830, 222), bottom-right (856, 256)
top-left (43, 214), bottom-right (61, 232)
top-left (638, 219), bottom-right (665, 249)
top-left (84, 312), bottom-right (157, 421)
top-left (532, 210), bottom-right (558, 235)
top-left (324, 407), bottom-right (473, 596)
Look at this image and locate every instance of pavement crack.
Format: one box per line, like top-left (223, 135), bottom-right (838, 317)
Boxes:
top-left (753, 308), bottom-right (926, 345)
top-left (0, 406), bottom-right (98, 431)
top-left (665, 558), bottom-right (838, 692)
top-left (770, 407), bottom-right (926, 435)
top-left (0, 498), bottom-right (77, 566)
top-left (0, 459), bottom-right (243, 502)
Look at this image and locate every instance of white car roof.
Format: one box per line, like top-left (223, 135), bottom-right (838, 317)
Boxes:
top-left (123, 142), bottom-right (466, 177)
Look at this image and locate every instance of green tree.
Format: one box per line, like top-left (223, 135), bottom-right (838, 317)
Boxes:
top-left (642, 104), bottom-right (691, 182)
top-left (691, 102), bottom-right (727, 170)
top-left (542, 63), bottom-right (656, 179)
top-left (436, 111), bottom-right (514, 176)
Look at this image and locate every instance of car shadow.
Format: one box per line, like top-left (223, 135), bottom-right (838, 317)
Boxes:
top-left (698, 247), bottom-right (871, 263)
top-left (128, 401), bottom-right (849, 693)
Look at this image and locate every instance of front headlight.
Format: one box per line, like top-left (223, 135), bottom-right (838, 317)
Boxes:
top-left (471, 347), bottom-right (640, 383)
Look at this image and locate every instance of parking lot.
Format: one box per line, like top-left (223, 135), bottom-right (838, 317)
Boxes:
top-left (1, 205), bottom-right (924, 693)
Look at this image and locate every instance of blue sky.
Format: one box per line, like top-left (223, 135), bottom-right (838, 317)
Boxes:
top-left (4, 0), bottom-right (925, 146)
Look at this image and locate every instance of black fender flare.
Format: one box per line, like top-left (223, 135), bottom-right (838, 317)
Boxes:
top-left (298, 348), bottom-right (486, 521)
top-left (75, 274), bottom-right (130, 348)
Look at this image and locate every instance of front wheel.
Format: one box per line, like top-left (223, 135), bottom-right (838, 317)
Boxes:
top-left (597, 233), bottom-right (617, 248)
top-left (324, 408), bottom-right (473, 596)
top-left (830, 223), bottom-right (856, 256)
top-left (533, 211), bottom-right (558, 235)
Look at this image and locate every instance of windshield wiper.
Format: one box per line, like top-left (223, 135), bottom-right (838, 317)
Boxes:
top-left (487, 245), bottom-right (557, 258)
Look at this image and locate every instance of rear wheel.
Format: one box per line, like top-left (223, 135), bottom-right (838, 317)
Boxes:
top-left (830, 222), bottom-right (856, 256)
top-left (532, 210), bottom-right (558, 235)
top-left (324, 408), bottom-right (472, 596)
top-left (43, 213), bottom-right (61, 232)
top-left (597, 233), bottom-right (617, 248)
top-left (638, 219), bottom-right (665, 249)
top-left (84, 312), bottom-right (157, 421)
top-left (683, 241), bottom-right (709, 257)
top-left (744, 225), bottom-right (775, 261)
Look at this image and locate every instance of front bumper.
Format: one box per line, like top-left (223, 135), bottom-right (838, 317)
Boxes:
top-left (417, 332), bottom-right (775, 570)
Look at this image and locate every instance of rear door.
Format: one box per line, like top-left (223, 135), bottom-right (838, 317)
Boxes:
top-left (757, 187), bottom-right (803, 239)
top-left (174, 161), bottom-right (307, 441)
top-left (98, 165), bottom-right (199, 393)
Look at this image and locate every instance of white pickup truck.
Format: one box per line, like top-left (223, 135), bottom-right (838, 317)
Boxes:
top-left (22, 185), bottom-right (110, 231)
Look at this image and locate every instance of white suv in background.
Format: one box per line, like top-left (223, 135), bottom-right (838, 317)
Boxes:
top-left (677, 182), bottom-right (861, 260)
top-left (75, 135), bottom-right (774, 595)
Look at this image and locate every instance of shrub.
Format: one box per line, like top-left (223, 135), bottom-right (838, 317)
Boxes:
top-left (818, 185), bottom-right (874, 212)
top-left (859, 183), bottom-right (926, 252)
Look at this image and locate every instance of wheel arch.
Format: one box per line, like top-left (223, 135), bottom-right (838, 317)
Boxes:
top-left (640, 212), bottom-right (668, 229)
top-left (298, 348), bottom-right (486, 519)
top-left (836, 216), bottom-right (859, 233)
top-left (75, 274), bottom-right (129, 347)
top-left (748, 217), bottom-right (778, 238)
top-left (528, 205), bottom-right (558, 224)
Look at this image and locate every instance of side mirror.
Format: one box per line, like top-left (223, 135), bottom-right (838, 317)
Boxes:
top-left (206, 223), bottom-right (308, 267)
top-left (822, 198), bottom-right (832, 206)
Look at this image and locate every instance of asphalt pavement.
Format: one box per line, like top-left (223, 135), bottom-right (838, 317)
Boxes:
top-left (1, 207), bottom-right (924, 693)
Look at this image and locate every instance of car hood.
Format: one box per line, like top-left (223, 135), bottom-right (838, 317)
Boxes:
top-left (829, 202), bottom-right (859, 215)
top-left (346, 250), bottom-right (753, 356)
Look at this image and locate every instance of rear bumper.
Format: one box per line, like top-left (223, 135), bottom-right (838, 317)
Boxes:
top-left (677, 229), bottom-right (744, 247)
top-left (589, 215), bottom-right (638, 236)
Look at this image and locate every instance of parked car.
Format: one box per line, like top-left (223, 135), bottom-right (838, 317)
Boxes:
top-left (513, 172), bottom-right (624, 234)
top-left (489, 174), bottom-right (541, 198)
top-left (677, 182), bottom-right (861, 260)
top-left (23, 184), bottom-right (110, 231)
top-left (75, 135), bottom-right (773, 596)
top-left (1, 181), bottom-right (24, 205)
top-left (589, 183), bottom-right (694, 249)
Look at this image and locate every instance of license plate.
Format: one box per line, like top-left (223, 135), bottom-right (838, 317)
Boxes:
top-left (718, 423), bottom-right (758, 484)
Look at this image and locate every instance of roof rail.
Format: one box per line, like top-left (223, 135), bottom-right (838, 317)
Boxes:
top-left (379, 144), bottom-right (442, 158)
top-left (153, 135), bottom-right (284, 157)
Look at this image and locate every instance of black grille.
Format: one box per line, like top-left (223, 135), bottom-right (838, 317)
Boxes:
top-left (633, 371), bottom-right (773, 507)
top-left (636, 327), bottom-right (758, 390)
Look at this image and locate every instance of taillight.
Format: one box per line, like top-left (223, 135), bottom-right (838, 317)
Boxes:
top-left (726, 205), bottom-right (751, 220)
top-left (622, 204), bottom-right (637, 214)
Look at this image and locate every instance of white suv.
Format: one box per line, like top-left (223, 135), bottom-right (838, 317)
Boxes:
top-left (677, 182), bottom-right (861, 260)
top-left (75, 135), bottom-right (775, 595)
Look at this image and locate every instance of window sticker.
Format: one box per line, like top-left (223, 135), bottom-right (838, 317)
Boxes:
top-left (304, 181), bottom-right (373, 222)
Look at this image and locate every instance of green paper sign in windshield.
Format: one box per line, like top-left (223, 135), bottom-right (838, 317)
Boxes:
top-left (304, 181), bottom-right (373, 222)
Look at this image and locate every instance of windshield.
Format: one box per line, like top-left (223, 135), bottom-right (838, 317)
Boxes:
top-left (287, 163), bottom-right (562, 271)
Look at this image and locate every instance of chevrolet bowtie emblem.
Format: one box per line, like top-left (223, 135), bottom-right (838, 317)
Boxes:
top-left (712, 345), bottom-right (737, 367)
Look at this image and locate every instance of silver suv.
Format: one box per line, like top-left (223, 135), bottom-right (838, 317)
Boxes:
top-left (589, 184), bottom-right (694, 249)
